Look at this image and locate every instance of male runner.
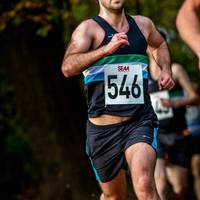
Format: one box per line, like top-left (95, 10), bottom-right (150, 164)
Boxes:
top-left (149, 59), bottom-right (199, 200)
top-left (148, 29), bottom-right (199, 200)
top-left (61, 0), bottom-right (174, 199)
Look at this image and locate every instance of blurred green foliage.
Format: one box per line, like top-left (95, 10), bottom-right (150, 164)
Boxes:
top-left (0, 0), bottom-right (199, 75)
top-left (0, 72), bottom-right (40, 197)
top-left (0, 0), bottom-right (97, 40)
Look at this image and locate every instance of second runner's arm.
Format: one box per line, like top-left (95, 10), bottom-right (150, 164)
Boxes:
top-left (176, 0), bottom-right (200, 60)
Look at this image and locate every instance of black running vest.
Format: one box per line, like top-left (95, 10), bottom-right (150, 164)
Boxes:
top-left (148, 76), bottom-right (187, 132)
top-left (83, 15), bottom-right (155, 118)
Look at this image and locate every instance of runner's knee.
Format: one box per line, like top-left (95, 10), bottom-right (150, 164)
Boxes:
top-left (135, 174), bottom-right (155, 198)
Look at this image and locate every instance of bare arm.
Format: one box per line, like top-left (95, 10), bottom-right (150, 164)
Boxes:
top-left (61, 20), bottom-right (129, 77)
top-left (61, 20), bottom-right (106, 77)
top-left (172, 63), bottom-right (200, 106)
top-left (176, 0), bottom-right (200, 58)
top-left (145, 17), bottom-right (174, 90)
top-left (147, 22), bottom-right (171, 74)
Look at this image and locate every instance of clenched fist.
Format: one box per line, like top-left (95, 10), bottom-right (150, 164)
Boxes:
top-left (157, 70), bottom-right (175, 90)
top-left (103, 32), bottom-right (129, 56)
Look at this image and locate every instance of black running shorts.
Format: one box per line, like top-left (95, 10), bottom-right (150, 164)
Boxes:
top-left (86, 114), bottom-right (158, 183)
top-left (157, 130), bottom-right (190, 167)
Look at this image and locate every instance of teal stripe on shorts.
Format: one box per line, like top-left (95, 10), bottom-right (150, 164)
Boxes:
top-left (152, 127), bottom-right (158, 150)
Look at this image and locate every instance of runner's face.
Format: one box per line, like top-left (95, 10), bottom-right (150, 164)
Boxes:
top-left (99, 0), bottom-right (125, 12)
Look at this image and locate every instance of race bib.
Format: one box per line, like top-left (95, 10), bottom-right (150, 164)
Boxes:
top-left (104, 64), bottom-right (144, 105)
top-left (150, 90), bottom-right (174, 120)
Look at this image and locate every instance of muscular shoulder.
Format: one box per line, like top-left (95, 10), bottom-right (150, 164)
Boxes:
top-left (72, 18), bottom-right (105, 49)
top-left (132, 15), bottom-right (154, 29)
top-left (66, 19), bottom-right (101, 55)
top-left (72, 18), bottom-right (101, 38)
top-left (130, 15), bottom-right (155, 39)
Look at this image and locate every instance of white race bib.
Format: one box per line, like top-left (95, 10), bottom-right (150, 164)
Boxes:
top-left (104, 64), bottom-right (144, 105)
top-left (150, 90), bottom-right (174, 120)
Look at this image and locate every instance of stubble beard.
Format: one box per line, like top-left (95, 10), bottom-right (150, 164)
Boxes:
top-left (108, 4), bottom-right (124, 14)
top-left (110, 7), bottom-right (124, 14)
top-left (100, 0), bottom-right (125, 14)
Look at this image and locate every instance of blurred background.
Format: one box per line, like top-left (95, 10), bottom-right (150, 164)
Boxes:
top-left (0, 0), bottom-right (199, 200)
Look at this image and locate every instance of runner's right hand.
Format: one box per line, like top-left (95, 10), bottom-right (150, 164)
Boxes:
top-left (103, 32), bottom-right (129, 55)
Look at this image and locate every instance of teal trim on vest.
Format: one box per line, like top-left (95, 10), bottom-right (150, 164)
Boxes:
top-left (83, 54), bottom-right (149, 84)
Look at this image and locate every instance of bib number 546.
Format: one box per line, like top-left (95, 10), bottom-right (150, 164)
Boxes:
top-left (107, 74), bottom-right (141, 99)
top-left (105, 64), bottom-right (144, 105)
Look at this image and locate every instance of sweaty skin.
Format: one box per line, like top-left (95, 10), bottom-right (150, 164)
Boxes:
top-left (61, 1), bottom-right (174, 125)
